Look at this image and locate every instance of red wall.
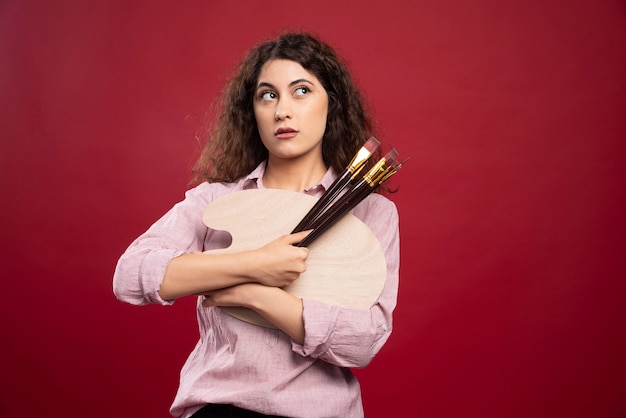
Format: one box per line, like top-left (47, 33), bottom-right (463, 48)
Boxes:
top-left (1, 1), bottom-right (625, 417)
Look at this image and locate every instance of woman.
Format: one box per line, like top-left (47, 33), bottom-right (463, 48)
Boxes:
top-left (113, 32), bottom-right (400, 418)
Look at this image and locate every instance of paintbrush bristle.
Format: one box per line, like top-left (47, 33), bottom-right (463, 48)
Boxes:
top-left (384, 148), bottom-right (399, 163)
top-left (363, 136), bottom-right (381, 153)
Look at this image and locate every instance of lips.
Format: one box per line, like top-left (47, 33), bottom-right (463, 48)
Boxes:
top-left (275, 127), bottom-right (299, 139)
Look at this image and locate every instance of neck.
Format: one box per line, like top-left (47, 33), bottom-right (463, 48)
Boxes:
top-left (263, 157), bottom-right (327, 192)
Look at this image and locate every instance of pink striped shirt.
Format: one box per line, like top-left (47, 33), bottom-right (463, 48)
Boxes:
top-left (113, 162), bottom-right (400, 418)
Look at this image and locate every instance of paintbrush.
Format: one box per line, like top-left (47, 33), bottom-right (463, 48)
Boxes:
top-left (296, 150), bottom-right (405, 247)
top-left (291, 136), bottom-right (380, 233)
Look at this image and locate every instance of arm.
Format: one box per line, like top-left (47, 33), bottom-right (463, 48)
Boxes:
top-left (202, 284), bottom-right (306, 344)
top-left (198, 195), bottom-right (399, 348)
top-left (291, 194), bottom-right (400, 367)
top-left (113, 183), bottom-right (310, 306)
top-left (201, 194), bottom-right (400, 352)
top-left (113, 184), bottom-right (213, 306)
top-left (160, 231), bottom-right (310, 301)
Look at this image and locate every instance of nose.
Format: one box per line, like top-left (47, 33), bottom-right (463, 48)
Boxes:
top-left (274, 100), bottom-right (293, 121)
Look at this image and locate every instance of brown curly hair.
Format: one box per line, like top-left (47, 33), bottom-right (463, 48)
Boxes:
top-left (192, 31), bottom-right (380, 185)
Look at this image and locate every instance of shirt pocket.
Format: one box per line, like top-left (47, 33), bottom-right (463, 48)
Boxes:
top-left (264, 328), bottom-right (279, 347)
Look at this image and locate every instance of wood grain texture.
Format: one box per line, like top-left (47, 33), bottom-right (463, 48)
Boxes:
top-left (202, 188), bottom-right (387, 327)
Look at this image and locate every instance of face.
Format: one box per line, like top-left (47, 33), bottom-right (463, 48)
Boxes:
top-left (253, 59), bottom-right (329, 164)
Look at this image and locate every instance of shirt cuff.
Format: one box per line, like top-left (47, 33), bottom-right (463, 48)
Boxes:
top-left (291, 299), bottom-right (339, 358)
top-left (139, 248), bottom-right (185, 305)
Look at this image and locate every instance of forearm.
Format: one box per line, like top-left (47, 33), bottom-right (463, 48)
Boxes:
top-left (202, 284), bottom-right (305, 344)
top-left (249, 287), bottom-right (305, 344)
top-left (158, 251), bottom-right (259, 300)
top-left (159, 231), bottom-right (310, 301)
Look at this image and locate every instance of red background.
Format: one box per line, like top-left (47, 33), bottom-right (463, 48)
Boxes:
top-left (1, 1), bottom-right (625, 417)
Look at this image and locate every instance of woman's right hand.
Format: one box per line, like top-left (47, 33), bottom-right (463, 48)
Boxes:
top-left (249, 230), bottom-right (311, 287)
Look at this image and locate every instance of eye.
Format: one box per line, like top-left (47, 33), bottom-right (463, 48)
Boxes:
top-left (259, 91), bottom-right (277, 101)
top-left (294, 86), bottom-right (310, 96)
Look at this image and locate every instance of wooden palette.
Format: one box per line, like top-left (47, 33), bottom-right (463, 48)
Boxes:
top-left (202, 188), bottom-right (387, 328)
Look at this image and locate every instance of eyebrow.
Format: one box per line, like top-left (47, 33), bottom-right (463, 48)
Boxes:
top-left (255, 78), bottom-right (315, 91)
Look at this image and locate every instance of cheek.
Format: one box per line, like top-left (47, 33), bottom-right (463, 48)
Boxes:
top-left (308, 95), bottom-right (328, 122)
top-left (253, 107), bottom-right (272, 131)
top-left (318, 100), bottom-right (329, 129)
top-left (320, 95), bottom-right (329, 120)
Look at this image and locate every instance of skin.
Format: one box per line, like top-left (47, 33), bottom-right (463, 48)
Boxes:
top-left (158, 59), bottom-right (330, 344)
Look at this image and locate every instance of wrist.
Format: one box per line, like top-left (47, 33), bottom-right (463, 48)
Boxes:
top-left (245, 284), bottom-right (277, 311)
top-left (237, 249), bottom-right (265, 284)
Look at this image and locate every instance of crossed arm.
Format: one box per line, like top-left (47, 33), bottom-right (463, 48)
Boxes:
top-left (158, 230), bottom-right (311, 343)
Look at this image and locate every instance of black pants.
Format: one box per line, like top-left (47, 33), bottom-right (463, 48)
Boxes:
top-left (191, 403), bottom-right (287, 418)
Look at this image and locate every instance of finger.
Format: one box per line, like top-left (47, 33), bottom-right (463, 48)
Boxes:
top-left (202, 296), bottom-right (215, 307)
top-left (285, 230), bottom-right (313, 245)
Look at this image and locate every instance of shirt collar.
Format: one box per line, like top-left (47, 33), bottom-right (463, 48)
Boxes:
top-left (241, 161), bottom-right (267, 190)
top-left (241, 161), bottom-right (338, 194)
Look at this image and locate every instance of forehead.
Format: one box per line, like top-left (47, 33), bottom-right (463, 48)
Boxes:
top-left (256, 59), bottom-right (320, 86)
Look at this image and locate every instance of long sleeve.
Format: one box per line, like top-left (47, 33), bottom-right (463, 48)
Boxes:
top-left (112, 183), bottom-right (222, 306)
top-left (113, 164), bottom-right (400, 417)
top-left (292, 193), bottom-right (400, 368)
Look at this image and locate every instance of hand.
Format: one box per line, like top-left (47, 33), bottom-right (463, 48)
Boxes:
top-left (250, 230), bottom-right (311, 287)
top-left (201, 284), bottom-right (305, 344)
top-left (201, 283), bottom-right (269, 309)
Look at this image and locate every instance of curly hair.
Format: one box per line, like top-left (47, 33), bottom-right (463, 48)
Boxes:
top-left (192, 31), bottom-right (380, 185)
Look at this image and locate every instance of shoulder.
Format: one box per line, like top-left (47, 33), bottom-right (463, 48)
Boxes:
top-left (351, 192), bottom-right (399, 222)
top-left (350, 192), bottom-right (400, 251)
top-left (183, 164), bottom-right (260, 203)
top-left (182, 180), bottom-right (241, 206)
